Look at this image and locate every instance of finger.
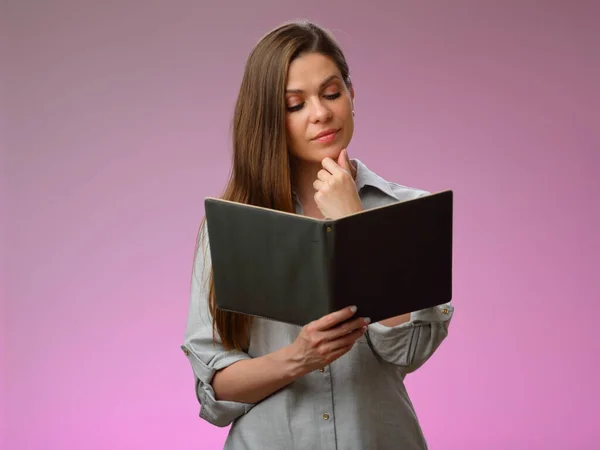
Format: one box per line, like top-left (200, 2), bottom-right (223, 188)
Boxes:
top-left (339, 326), bottom-right (367, 347)
top-left (313, 179), bottom-right (326, 191)
top-left (313, 191), bottom-right (325, 208)
top-left (325, 327), bottom-right (366, 353)
top-left (315, 305), bottom-right (358, 331)
top-left (317, 169), bottom-right (331, 182)
top-left (325, 343), bottom-right (354, 364)
top-left (325, 316), bottom-right (370, 341)
top-left (337, 148), bottom-right (351, 172)
top-left (345, 149), bottom-right (356, 179)
top-left (321, 156), bottom-right (346, 176)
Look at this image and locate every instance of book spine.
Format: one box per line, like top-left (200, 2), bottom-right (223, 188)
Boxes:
top-left (323, 221), bottom-right (336, 313)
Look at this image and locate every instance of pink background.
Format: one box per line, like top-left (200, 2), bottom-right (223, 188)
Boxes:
top-left (2, 1), bottom-right (599, 449)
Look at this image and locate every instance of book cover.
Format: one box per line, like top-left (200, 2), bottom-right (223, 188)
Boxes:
top-left (204, 190), bottom-right (453, 326)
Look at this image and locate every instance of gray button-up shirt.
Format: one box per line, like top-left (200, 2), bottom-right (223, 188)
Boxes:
top-left (182, 159), bottom-right (454, 449)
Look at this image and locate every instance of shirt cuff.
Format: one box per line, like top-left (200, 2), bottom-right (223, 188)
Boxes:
top-left (366, 303), bottom-right (454, 370)
top-left (181, 344), bottom-right (255, 427)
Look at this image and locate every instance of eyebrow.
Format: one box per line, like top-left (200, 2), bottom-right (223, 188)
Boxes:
top-left (285, 75), bottom-right (341, 94)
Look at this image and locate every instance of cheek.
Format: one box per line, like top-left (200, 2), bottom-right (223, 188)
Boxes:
top-left (339, 105), bottom-right (355, 145)
top-left (286, 116), bottom-right (305, 144)
top-left (340, 97), bottom-right (354, 118)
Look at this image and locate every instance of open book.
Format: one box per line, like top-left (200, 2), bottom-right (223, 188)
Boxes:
top-left (204, 190), bottom-right (453, 326)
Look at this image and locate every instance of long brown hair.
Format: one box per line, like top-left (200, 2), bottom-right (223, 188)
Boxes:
top-left (196, 20), bottom-right (352, 351)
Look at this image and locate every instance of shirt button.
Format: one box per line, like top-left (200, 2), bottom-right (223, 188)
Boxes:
top-left (182, 348), bottom-right (190, 356)
top-left (323, 413), bottom-right (330, 420)
top-left (442, 308), bottom-right (449, 315)
top-left (319, 368), bottom-right (325, 372)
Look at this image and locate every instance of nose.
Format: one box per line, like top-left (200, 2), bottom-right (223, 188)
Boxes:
top-left (308, 98), bottom-right (332, 123)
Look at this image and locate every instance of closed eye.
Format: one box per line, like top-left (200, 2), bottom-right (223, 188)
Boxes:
top-left (324, 92), bottom-right (341, 100)
top-left (286, 92), bottom-right (342, 113)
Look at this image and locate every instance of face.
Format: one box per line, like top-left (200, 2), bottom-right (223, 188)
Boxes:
top-left (284, 52), bottom-right (355, 165)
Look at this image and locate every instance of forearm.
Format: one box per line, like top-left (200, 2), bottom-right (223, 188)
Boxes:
top-left (212, 345), bottom-right (307, 404)
top-left (377, 313), bottom-right (411, 327)
top-left (367, 304), bottom-right (454, 370)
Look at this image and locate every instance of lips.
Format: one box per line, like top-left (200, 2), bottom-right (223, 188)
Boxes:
top-left (312, 129), bottom-right (339, 140)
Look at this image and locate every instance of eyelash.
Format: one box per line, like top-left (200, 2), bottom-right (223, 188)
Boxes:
top-left (287, 92), bottom-right (341, 112)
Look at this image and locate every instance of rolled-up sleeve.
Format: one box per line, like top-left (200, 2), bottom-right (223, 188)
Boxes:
top-left (181, 228), bottom-right (255, 427)
top-left (366, 303), bottom-right (454, 374)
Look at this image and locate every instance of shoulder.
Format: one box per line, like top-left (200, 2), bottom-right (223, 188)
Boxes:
top-left (383, 180), bottom-right (430, 202)
top-left (353, 158), bottom-right (430, 203)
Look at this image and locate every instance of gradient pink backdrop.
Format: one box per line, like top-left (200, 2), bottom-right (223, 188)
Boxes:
top-left (2, 1), bottom-right (599, 449)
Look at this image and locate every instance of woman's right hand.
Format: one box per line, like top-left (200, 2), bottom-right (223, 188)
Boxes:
top-left (212, 306), bottom-right (370, 405)
top-left (289, 306), bottom-right (370, 374)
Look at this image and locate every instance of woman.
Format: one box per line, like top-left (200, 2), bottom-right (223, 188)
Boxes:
top-left (182, 20), bottom-right (454, 450)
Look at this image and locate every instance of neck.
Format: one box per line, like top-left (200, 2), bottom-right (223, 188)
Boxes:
top-left (291, 160), bottom-right (323, 217)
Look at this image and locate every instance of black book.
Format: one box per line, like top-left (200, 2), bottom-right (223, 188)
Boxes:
top-left (204, 190), bottom-right (453, 327)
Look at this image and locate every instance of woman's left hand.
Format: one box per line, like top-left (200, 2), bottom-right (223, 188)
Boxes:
top-left (313, 149), bottom-right (363, 220)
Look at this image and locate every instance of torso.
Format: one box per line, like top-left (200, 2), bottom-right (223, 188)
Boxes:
top-left (222, 160), bottom-right (434, 450)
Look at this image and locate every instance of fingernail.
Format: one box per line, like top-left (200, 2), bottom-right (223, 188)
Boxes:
top-left (349, 305), bottom-right (357, 313)
top-left (363, 317), bottom-right (371, 325)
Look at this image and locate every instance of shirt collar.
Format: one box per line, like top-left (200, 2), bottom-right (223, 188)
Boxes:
top-left (291, 158), bottom-right (397, 203)
top-left (352, 158), bottom-right (397, 199)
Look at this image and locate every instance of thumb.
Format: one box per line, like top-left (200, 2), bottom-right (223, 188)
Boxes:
top-left (337, 148), bottom-right (350, 171)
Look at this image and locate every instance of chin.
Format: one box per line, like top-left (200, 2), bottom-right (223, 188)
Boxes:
top-left (305, 146), bottom-right (342, 164)
top-left (291, 138), bottom-right (350, 165)
top-left (315, 140), bottom-right (347, 157)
